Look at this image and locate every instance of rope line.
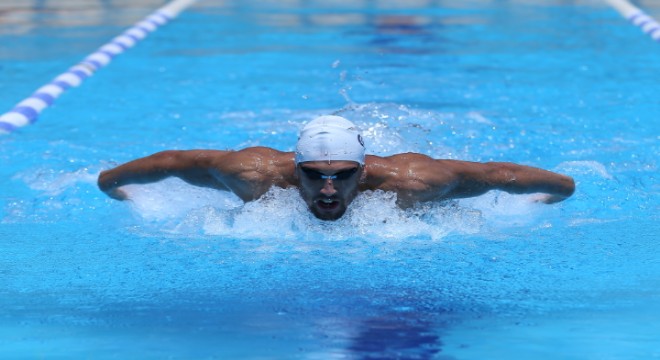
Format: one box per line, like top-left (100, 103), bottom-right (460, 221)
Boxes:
top-left (605, 0), bottom-right (660, 42)
top-left (0, 0), bottom-right (198, 135)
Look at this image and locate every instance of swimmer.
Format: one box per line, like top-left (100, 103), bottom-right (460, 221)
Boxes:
top-left (98, 115), bottom-right (575, 220)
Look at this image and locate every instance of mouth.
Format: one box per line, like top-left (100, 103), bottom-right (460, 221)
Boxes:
top-left (316, 198), bottom-right (340, 211)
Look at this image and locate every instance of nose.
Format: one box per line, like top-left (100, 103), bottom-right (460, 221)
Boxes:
top-left (320, 179), bottom-right (337, 196)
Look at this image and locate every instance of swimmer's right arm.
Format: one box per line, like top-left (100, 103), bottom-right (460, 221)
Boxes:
top-left (98, 150), bottom-right (230, 200)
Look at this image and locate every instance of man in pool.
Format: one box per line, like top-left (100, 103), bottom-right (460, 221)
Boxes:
top-left (98, 115), bottom-right (575, 220)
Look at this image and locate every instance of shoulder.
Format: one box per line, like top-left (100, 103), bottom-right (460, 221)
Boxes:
top-left (203, 147), bottom-right (293, 166)
top-left (166, 147), bottom-right (293, 175)
top-left (236, 146), bottom-right (291, 157)
top-left (364, 153), bottom-right (440, 176)
top-left (363, 153), bottom-right (486, 189)
top-left (363, 153), bottom-right (444, 189)
top-left (210, 146), bottom-right (296, 183)
top-left (367, 152), bottom-right (435, 165)
top-left (362, 153), bottom-right (466, 204)
top-left (229, 147), bottom-right (294, 169)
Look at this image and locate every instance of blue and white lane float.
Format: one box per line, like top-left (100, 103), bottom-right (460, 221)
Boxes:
top-left (0, 0), bottom-right (198, 135)
top-left (605, 0), bottom-right (660, 42)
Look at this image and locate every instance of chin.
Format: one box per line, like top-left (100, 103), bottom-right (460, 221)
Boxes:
top-left (310, 206), bottom-right (347, 221)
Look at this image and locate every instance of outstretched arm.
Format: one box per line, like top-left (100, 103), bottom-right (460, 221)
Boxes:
top-left (98, 150), bottom-right (230, 200)
top-left (440, 160), bottom-right (575, 203)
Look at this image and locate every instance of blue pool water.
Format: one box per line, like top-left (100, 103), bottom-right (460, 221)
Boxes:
top-left (1, 0), bottom-right (659, 358)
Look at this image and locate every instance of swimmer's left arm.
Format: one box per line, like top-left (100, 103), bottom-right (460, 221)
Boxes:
top-left (436, 160), bottom-right (575, 203)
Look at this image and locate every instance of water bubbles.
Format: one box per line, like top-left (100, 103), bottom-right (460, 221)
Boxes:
top-left (557, 160), bottom-right (612, 180)
top-left (118, 179), bottom-right (550, 248)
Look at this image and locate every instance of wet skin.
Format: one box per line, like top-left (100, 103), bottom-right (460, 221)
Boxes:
top-left (98, 147), bottom-right (575, 221)
top-left (296, 161), bottom-right (363, 220)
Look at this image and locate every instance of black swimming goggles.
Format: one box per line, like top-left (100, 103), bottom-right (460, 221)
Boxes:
top-left (300, 166), bottom-right (359, 181)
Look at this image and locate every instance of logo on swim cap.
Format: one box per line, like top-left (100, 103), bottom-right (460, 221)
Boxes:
top-left (295, 115), bottom-right (366, 165)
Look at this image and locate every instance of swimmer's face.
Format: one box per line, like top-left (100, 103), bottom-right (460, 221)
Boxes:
top-left (296, 161), bottom-right (363, 221)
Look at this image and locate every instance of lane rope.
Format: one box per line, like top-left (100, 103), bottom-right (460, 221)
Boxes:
top-left (605, 0), bottom-right (660, 42)
top-left (0, 0), bottom-right (198, 135)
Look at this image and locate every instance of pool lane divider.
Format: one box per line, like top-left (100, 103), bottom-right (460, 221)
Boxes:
top-left (0, 0), bottom-right (198, 135)
top-left (605, 0), bottom-right (660, 42)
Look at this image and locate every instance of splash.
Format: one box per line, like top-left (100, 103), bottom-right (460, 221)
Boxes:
top-left (117, 177), bottom-right (555, 243)
top-left (123, 180), bottom-right (481, 240)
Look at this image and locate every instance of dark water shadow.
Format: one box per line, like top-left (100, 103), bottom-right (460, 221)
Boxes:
top-left (348, 314), bottom-right (446, 360)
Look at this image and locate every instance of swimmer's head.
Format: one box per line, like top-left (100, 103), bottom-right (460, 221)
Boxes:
top-left (295, 115), bottom-right (365, 165)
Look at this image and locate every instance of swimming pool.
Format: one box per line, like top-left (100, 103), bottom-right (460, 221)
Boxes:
top-left (1, 0), bottom-right (659, 358)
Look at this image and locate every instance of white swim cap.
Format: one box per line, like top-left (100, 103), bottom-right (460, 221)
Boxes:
top-left (295, 115), bottom-right (365, 165)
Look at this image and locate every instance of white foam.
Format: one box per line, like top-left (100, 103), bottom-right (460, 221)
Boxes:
top-left (5, 167), bottom-right (100, 223)
top-left (121, 177), bottom-right (242, 221)
top-left (334, 103), bottom-right (454, 157)
top-left (555, 160), bottom-right (612, 179)
top-left (16, 167), bottom-right (97, 196)
top-left (122, 182), bottom-right (508, 242)
top-left (459, 191), bottom-right (550, 229)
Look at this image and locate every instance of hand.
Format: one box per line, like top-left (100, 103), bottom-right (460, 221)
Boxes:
top-left (98, 169), bottom-right (128, 200)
